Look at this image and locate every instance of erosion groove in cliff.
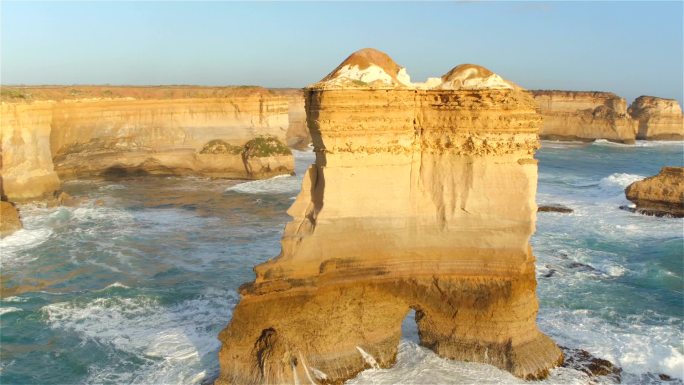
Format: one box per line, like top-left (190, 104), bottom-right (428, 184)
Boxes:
top-left (216, 49), bottom-right (562, 385)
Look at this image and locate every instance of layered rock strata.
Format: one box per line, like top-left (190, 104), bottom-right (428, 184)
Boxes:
top-left (217, 48), bottom-right (562, 385)
top-left (0, 86), bottom-right (294, 201)
top-left (628, 96), bottom-right (684, 140)
top-left (625, 167), bottom-right (684, 217)
top-left (532, 91), bottom-right (637, 143)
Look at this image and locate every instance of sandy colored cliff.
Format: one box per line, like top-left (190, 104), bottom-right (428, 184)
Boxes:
top-left (272, 89), bottom-right (311, 149)
top-left (625, 167), bottom-right (684, 217)
top-left (0, 201), bottom-right (22, 237)
top-left (216, 49), bottom-right (562, 385)
top-left (628, 96), bottom-right (684, 140)
top-left (532, 90), bottom-right (637, 143)
top-left (1, 86), bottom-right (295, 201)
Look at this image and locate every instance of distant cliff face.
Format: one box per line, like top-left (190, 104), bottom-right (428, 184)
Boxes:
top-left (271, 89), bottom-right (311, 149)
top-left (628, 96), bottom-right (684, 140)
top-left (217, 49), bottom-right (562, 385)
top-left (0, 86), bottom-right (295, 201)
top-left (532, 91), bottom-right (637, 143)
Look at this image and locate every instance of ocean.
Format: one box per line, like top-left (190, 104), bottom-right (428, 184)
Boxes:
top-left (1, 141), bottom-right (682, 385)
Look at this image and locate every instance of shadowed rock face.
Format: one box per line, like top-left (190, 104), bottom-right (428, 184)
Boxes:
top-left (625, 167), bottom-right (684, 217)
top-left (0, 201), bottom-right (22, 237)
top-left (216, 49), bottom-right (563, 385)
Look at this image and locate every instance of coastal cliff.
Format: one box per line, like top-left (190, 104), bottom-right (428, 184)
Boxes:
top-left (216, 49), bottom-right (562, 385)
top-left (628, 96), bottom-right (684, 140)
top-left (532, 91), bottom-right (637, 143)
top-left (272, 89), bottom-right (311, 149)
top-left (0, 86), bottom-right (294, 201)
top-left (625, 167), bottom-right (684, 217)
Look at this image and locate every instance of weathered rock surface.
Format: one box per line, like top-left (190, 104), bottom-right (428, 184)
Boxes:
top-left (625, 167), bottom-right (684, 217)
top-left (532, 91), bottom-right (637, 144)
top-left (1, 101), bottom-right (61, 200)
top-left (628, 96), bottom-right (684, 140)
top-left (216, 49), bottom-right (562, 385)
top-left (560, 346), bottom-right (622, 383)
top-left (0, 201), bottom-right (22, 237)
top-left (538, 204), bottom-right (573, 213)
top-left (1, 86), bottom-right (295, 200)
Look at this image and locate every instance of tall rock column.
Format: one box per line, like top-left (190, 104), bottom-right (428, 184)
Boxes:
top-left (216, 48), bottom-right (562, 385)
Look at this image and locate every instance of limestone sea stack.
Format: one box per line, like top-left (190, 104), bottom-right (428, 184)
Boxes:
top-left (532, 90), bottom-right (637, 144)
top-left (216, 48), bottom-right (562, 385)
top-left (628, 96), bottom-right (684, 140)
top-left (625, 167), bottom-right (684, 217)
top-left (0, 86), bottom-right (294, 201)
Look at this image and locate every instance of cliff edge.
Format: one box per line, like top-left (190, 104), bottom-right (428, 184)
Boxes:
top-left (216, 48), bottom-right (562, 385)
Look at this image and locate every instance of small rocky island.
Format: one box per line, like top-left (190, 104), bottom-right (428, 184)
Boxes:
top-left (216, 48), bottom-right (562, 385)
top-left (625, 167), bottom-right (684, 217)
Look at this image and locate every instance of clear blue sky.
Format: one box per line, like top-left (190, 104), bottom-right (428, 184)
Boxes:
top-left (2, 1), bottom-right (682, 104)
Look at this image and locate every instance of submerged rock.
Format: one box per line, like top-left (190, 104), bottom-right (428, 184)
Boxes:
top-left (0, 201), bottom-right (22, 237)
top-left (538, 204), bottom-right (574, 213)
top-left (216, 48), bottom-right (562, 385)
top-left (561, 346), bottom-right (622, 383)
top-left (625, 167), bottom-right (684, 217)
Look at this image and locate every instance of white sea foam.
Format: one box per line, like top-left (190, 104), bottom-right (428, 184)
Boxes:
top-left (592, 139), bottom-right (633, 147)
top-left (539, 308), bottom-right (684, 379)
top-left (0, 307), bottom-right (22, 316)
top-left (1, 296), bottom-right (29, 303)
top-left (43, 288), bottom-right (238, 385)
top-left (99, 282), bottom-right (130, 290)
top-left (632, 140), bottom-right (684, 148)
top-left (598, 173), bottom-right (644, 191)
top-left (0, 228), bottom-right (52, 265)
top-left (225, 174), bottom-right (302, 195)
top-left (347, 340), bottom-right (600, 385)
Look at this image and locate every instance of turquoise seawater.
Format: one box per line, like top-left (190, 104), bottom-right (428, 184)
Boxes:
top-left (1, 142), bottom-right (682, 385)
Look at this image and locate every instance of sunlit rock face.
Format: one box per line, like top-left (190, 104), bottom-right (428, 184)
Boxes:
top-left (216, 48), bottom-right (562, 385)
top-left (628, 96), bottom-right (684, 140)
top-left (625, 167), bottom-right (684, 217)
top-left (0, 87), bottom-right (294, 200)
top-left (531, 90), bottom-right (637, 144)
top-left (0, 102), bottom-right (61, 201)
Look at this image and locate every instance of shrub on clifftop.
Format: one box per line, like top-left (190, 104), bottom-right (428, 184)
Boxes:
top-left (199, 140), bottom-right (243, 155)
top-left (242, 136), bottom-right (291, 158)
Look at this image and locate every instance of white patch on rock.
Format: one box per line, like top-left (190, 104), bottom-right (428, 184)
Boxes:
top-left (438, 68), bottom-right (514, 90)
top-left (328, 64), bottom-right (411, 87)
